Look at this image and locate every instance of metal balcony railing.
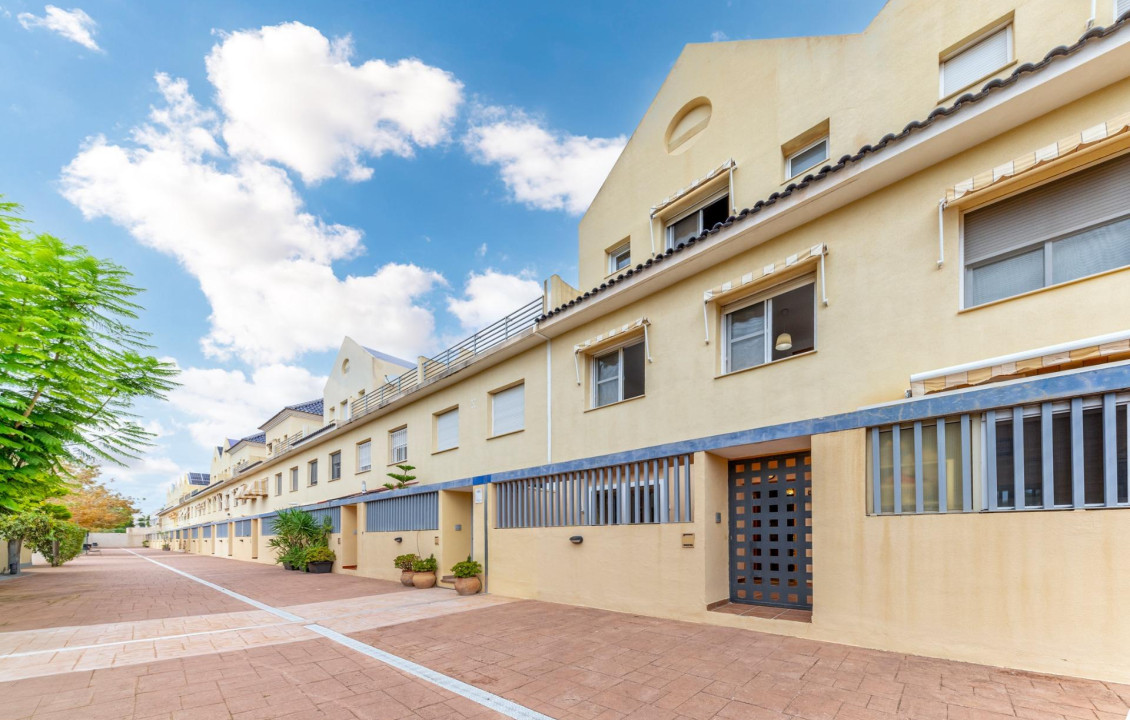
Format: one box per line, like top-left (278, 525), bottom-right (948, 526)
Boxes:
top-left (351, 296), bottom-right (542, 420)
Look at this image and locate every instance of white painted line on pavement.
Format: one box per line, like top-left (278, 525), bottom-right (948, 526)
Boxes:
top-left (306, 624), bottom-right (554, 720)
top-left (124, 550), bottom-right (549, 720)
top-left (124, 549), bottom-right (304, 622)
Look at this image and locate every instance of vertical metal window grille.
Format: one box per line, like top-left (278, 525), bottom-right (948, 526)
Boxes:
top-left (495, 455), bottom-right (694, 528)
top-left (365, 492), bottom-right (439, 531)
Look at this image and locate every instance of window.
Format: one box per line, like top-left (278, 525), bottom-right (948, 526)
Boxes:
top-left (330, 452), bottom-right (341, 481)
top-left (357, 440), bottom-right (372, 472)
top-left (491, 384), bottom-right (525, 436)
top-left (436, 408), bottom-right (459, 452)
top-left (665, 193), bottom-right (729, 250)
top-left (308, 459), bottom-right (318, 487)
top-left (593, 341), bottom-right (645, 408)
top-left (1119, 0), bottom-right (1130, 18)
top-left (963, 153), bottom-right (1130, 307)
top-left (289, 467), bottom-right (298, 492)
top-left (786, 138), bottom-right (828, 179)
top-left (341, 358), bottom-right (350, 374)
top-left (723, 280), bottom-right (816, 374)
top-left (868, 393), bottom-right (1130, 515)
top-left (275, 473), bottom-right (282, 496)
top-left (608, 243), bottom-right (631, 274)
top-left (389, 427), bottom-right (408, 464)
top-left (940, 23), bottom-right (1012, 98)
top-left (340, 400), bottom-right (350, 422)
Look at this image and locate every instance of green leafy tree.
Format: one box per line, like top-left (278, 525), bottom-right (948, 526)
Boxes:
top-left (0, 202), bottom-right (178, 511)
top-left (0, 510), bottom-right (85, 568)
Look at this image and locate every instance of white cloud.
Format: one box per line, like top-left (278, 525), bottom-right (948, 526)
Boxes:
top-left (465, 107), bottom-right (625, 215)
top-left (168, 363), bottom-right (327, 449)
top-left (18, 5), bottom-right (101, 51)
top-left (61, 73), bottom-right (445, 365)
top-left (205, 22), bottom-right (463, 183)
top-left (711, 31), bottom-right (729, 42)
top-left (98, 454), bottom-right (181, 503)
top-left (476, 242), bottom-right (487, 257)
top-left (447, 269), bottom-right (542, 333)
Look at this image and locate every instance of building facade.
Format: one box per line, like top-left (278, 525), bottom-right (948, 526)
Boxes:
top-left (156, 0), bottom-right (1130, 683)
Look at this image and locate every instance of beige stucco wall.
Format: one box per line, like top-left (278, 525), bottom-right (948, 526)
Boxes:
top-left (158, 0), bottom-right (1130, 683)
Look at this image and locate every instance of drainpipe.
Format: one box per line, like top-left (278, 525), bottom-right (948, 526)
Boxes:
top-left (937, 198), bottom-right (947, 268)
top-left (1087, 0), bottom-right (1096, 29)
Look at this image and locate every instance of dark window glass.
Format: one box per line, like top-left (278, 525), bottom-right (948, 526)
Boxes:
top-left (994, 420), bottom-right (1015, 508)
top-left (700, 196), bottom-right (729, 231)
top-left (1023, 416), bottom-right (1042, 507)
top-left (770, 284), bottom-right (815, 361)
top-left (309, 460), bottom-right (318, 486)
top-left (1052, 414), bottom-right (1073, 506)
top-left (330, 452), bottom-right (341, 480)
top-left (622, 342), bottom-right (645, 400)
top-left (1083, 408), bottom-right (1105, 505)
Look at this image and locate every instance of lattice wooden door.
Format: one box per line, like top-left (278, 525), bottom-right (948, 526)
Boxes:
top-left (728, 451), bottom-right (812, 610)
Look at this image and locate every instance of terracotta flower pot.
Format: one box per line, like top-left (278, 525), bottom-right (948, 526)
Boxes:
top-left (400, 570), bottom-right (415, 586)
top-left (454, 576), bottom-right (481, 596)
top-left (412, 571), bottom-right (436, 589)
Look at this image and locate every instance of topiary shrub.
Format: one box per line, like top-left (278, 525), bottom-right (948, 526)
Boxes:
top-left (411, 554), bottom-right (437, 573)
top-left (306, 546), bottom-right (335, 563)
top-left (394, 553), bottom-right (418, 571)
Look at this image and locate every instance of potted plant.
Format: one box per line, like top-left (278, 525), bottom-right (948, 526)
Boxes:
top-left (162, 542), bottom-right (171, 551)
top-left (411, 554), bottom-right (438, 588)
top-left (141, 540), bottom-right (149, 548)
top-left (395, 553), bottom-right (419, 586)
top-left (306, 545), bottom-right (335, 574)
top-left (451, 557), bottom-right (483, 595)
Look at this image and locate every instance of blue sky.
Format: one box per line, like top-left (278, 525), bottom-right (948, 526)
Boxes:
top-left (0, 0), bottom-right (886, 512)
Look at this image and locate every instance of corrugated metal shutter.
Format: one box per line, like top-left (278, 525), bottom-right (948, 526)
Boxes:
top-left (203, 525), bottom-right (212, 539)
top-left (366, 492), bottom-right (438, 532)
top-left (492, 385), bottom-right (524, 435)
top-left (964, 152), bottom-right (1130, 265)
top-left (941, 25), bottom-right (1010, 97)
top-left (215, 523), bottom-right (228, 538)
top-left (436, 409), bottom-right (459, 451)
top-left (308, 507), bottom-right (341, 533)
top-left (261, 514), bottom-right (276, 536)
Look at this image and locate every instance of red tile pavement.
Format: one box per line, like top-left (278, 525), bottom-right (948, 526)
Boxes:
top-left (0, 638), bottom-right (506, 720)
top-left (350, 600), bottom-right (1130, 720)
top-left (150, 550), bottom-right (411, 607)
top-left (0, 551), bottom-right (248, 632)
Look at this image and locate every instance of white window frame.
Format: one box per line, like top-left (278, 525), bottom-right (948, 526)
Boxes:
top-left (357, 440), bottom-right (372, 472)
top-left (308, 459), bottom-right (318, 487)
top-left (289, 467), bottom-right (298, 492)
top-left (721, 275), bottom-right (817, 374)
top-left (329, 451), bottom-right (341, 481)
top-left (389, 426), bottom-right (408, 464)
top-left (785, 137), bottom-right (829, 180)
top-left (664, 191), bottom-right (729, 251)
top-left (592, 339), bottom-right (646, 408)
top-left (491, 383), bottom-right (525, 436)
top-left (939, 22), bottom-right (1013, 99)
top-left (275, 473), bottom-right (282, 496)
top-left (607, 243), bottom-right (631, 274)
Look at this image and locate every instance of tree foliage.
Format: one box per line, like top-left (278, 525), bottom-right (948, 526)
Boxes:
top-left (50, 466), bottom-right (137, 530)
top-left (0, 510), bottom-right (86, 566)
top-left (0, 202), bottom-right (178, 511)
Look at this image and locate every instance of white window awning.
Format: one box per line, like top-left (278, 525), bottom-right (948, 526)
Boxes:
top-left (701, 243), bottom-right (827, 343)
top-left (946, 111), bottom-right (1130, 204)
top-left (573, 318), bottom-right (651, 384)
top-left (650, 159), bottom-right (735, 217)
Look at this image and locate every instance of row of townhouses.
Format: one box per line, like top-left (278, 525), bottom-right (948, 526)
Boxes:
top-left (156, 0), bottom-right (1130, 684)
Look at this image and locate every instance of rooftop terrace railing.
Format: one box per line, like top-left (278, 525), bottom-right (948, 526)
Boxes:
top-left (351, 296), bottom-right (542, 420)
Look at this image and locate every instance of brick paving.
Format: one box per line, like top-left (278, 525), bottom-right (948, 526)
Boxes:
top-left (352, 601), bottom-right (1130, 720)
top-left (154, 551), bottom-right (411, 607)
top-left (2, 549), bottom-right (1128, 720)
top-left (0, 550), bottom-right (248, 632)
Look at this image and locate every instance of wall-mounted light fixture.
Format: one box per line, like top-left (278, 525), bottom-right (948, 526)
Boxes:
top-left (394, 536), bottom-right (403, 543)
top-left (569, 536), bottom-right (583, 544)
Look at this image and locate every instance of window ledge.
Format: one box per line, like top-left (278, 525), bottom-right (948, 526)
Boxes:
top-left (355, 468), bottom-right (371, 475)
top-left (386, 460), bottom-right (410, 467)
top-left (715, 350), bottom-right (816, 380)
top-left (959, 263), bottom-right (1130, 313)
top-left (432, 446), bottom-right (458, 456)
top-left (584, 394), bottom-right (646, 413)
top-left (488, 428), bottom-right (525, 441)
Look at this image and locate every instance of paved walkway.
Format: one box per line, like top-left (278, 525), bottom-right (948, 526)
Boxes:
top-left (0, 550), bottom-right (1127, 720)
